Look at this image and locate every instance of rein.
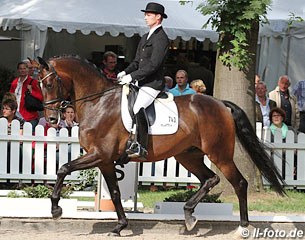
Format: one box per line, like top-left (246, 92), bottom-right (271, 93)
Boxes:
top-left (40, 65), bottom-right (121, 112)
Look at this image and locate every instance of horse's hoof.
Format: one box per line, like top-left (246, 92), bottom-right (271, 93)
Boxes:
top-left (51, 206), bottom-right (63, 220)
top-left (107, 232), bottom-right (120, 237)
top-left (185, 216), bottom-right (198, 231)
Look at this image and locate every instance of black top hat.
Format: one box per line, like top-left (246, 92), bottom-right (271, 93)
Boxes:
top-left (141, 2), bottom-right (167, 19)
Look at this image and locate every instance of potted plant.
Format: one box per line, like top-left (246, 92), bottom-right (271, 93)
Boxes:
top-left (154, 188), bottom-right (233, 215)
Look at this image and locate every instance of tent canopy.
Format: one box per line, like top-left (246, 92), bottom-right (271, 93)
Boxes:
top-left (0, 0), bottom-right (218, 42)
top-left (1, 0), bottom-right (305, 88)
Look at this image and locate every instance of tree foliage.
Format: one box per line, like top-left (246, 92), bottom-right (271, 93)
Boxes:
top-left (181, 0), bottom-right (271, 69)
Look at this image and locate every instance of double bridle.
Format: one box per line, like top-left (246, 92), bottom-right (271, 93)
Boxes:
top-left (39, 64), bottom-right (121, 112)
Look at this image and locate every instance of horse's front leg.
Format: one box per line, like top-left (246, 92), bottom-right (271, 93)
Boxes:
top-left (100, 164), bottom-right (128, 236)
top-left (51, 151), bottom-right (100, 219)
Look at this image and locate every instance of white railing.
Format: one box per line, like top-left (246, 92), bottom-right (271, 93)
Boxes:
top-left (1, 118), bottom-right (305, 189)
top-left (256, 122), bottom-right (305, 188)
top-left (0, 118), bottom-right (200, 186)
top-left (0, 118), bottom-right (81, 184)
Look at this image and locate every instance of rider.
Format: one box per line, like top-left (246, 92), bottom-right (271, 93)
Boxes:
top-left (118, 2), bottom-right (169, 160)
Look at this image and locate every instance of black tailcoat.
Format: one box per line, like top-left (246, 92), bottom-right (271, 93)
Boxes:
top-left (124, 26), bottom-right (169, 91)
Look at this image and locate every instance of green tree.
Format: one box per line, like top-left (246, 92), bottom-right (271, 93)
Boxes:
top-left (183, 0), bottom-right (271, 194)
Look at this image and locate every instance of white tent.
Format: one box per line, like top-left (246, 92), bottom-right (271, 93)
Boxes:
top-left (1, 0), bottom-right (305, 89)
top-left (0, 0), bottom-right (218, 61)
top-left (258, 0), bottom-right (305, 90)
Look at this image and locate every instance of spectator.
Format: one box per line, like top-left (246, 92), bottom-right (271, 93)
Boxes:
top-left (269, 107), bottom-right (298, 179)
top-left (62, 105), bottom-right (79, 136)
top-left (255, 82), bottom-right (276, 127)
top-left (292, 80), bottom-right (305, 133)
top-left (190, 79), bottom-right (206, 95)
top-left (268, 75), bottom-right (299, 129)
top-left (269, 107), bottom-right (297, 139)
top-left (1, 98), bottom-right (25, 174)
top-left (9, 62), bottom-right (43, 132)
top-left (23, 59), bottom-right (38, 80)
top-left (164, 76), bottom-right (173, 91)
top-left (1, 98), bottom-right (25, 135)
top-left (101, 51), bottom-right (118, 80)
top-left (1, 92), bottom-right (23, 120)
top-left (169, 70), bottom-right (196, 96)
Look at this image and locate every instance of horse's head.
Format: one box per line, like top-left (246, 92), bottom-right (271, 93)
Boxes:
top-left (37, 57), bottom-right (70, 124)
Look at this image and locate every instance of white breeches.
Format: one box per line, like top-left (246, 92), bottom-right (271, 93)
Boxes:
top-left (133, 86), bottom-right (160, 114)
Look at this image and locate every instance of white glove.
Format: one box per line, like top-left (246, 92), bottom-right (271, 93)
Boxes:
top-left (117, 71), bottom-right (126, 79)
top-left (119, 74), bottom-right (132, 85)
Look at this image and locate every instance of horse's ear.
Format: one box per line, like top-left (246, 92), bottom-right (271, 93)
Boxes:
top-left (28, 57), bottom-right (40, 68)
top-left (37, 56), bottom-right (49, 71)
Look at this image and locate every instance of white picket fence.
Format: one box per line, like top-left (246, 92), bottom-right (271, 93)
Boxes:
top-left (0, 118), bottom-right (81, 184)
top-left (1, 118), bottom-right (305, 189)
top-left (0, 118), bottom-right (200, 186)
top-left (256, 122), bottom-right (305, 188)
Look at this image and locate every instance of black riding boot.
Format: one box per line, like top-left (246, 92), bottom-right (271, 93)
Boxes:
top-left (126, 108), bottom-right (148, 160)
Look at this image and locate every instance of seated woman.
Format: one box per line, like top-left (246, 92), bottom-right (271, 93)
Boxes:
top-left (1, 98), bottom-right (25, 173)
top-left (269, 107), bottom-right (296, 140)
top-left (1, 98), bottom-right (25, 134)
top-left (269, 108), bottom-right (298, 179)
top-left (1, 92), bottom-right (24, 121)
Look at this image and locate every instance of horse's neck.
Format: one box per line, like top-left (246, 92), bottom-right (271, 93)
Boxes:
top-left (71, 75), bottom-right (118, 120)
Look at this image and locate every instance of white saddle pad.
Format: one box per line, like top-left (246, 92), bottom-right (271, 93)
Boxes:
top-left (121, 86), bottom-right (178, 135)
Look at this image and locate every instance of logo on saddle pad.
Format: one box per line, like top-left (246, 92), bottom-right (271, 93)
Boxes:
top-left (121, 86), bottom-right (178, 135)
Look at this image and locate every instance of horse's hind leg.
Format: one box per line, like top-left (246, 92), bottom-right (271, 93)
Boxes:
top-left (51, 150), bottom-right (100, 219)
top-left (175, 151), bottom-right (220, 231)
top-left (214, 157), bottom-right (249, 227)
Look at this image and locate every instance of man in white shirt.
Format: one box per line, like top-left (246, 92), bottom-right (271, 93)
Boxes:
top-left (255, 82), bottom-right (276, 127)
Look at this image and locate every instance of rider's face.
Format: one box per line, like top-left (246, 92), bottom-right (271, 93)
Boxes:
top-left (144, 12), bottom-right (161, 28)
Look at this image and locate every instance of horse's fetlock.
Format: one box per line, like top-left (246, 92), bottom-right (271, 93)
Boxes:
top-left (112, 190), bottom-right (121, 200)
top-left (239, 178), bottom-right (248, 188)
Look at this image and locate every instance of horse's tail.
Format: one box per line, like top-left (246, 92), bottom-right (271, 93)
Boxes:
top-left (222, 100), bottom-right (286, 196)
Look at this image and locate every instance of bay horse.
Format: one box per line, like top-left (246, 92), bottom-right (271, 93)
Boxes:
top-left (35, 55), bottom-right (285, 236)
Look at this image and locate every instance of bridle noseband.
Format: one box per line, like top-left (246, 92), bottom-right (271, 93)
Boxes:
top-left (39, 65), bottom-right (69, 111)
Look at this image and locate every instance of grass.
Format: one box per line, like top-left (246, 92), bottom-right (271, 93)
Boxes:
top-left (71, 187), bottom-right (305, 213)
top-left (138, 188), bottom-right (187, 208)
top-left (222, 190), bottom-right (305, 213)
top-left (137, 187), bottom-right (305, 213)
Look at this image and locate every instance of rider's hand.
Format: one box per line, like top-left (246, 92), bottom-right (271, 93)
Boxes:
top-left (117, 71), bottom-right (126, 79)
top-left (118, 74), bottom-right (132, 85)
